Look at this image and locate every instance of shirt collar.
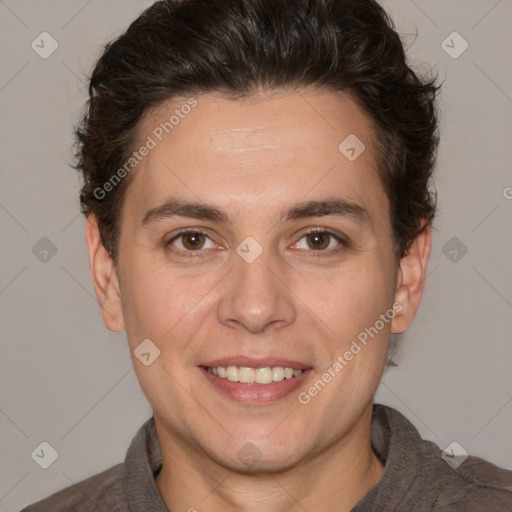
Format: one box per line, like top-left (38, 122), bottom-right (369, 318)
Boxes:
top-left (122, 404), bottom-right (422, 511)
top-left (124, 415), bottom-right (168, 511)
top-left (353, 404), bottom-right (423, 511)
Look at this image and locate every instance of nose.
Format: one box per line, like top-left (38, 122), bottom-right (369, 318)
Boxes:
top-left (217, 246), bottom-right (297, 334)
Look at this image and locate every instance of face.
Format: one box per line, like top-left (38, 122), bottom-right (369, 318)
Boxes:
top-left (88, 89), bottom-right (429, 473)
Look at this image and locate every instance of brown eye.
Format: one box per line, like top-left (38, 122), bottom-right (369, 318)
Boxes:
top-left (180, 232), bottom-right (206, 250)
top-left (293, 229), bottom-right (346, 254)
top-left (305, 232), bottom-right (331, 250)
top-left (166, 230), bottom-right (216, 254)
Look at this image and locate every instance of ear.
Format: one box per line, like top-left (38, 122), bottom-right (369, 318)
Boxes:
top-left (391, 222), bottom-right (431, 334)
top-left (85, 215), bottom-right (125, 333)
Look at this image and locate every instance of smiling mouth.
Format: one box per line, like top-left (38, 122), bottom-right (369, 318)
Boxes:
top-left (203, 365), bottom-right (304, 385)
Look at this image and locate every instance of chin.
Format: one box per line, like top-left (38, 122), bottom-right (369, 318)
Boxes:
top-left (210, 441), bottom-right (306, 475)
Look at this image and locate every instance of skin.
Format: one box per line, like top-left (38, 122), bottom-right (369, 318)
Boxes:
top-left (86, 89), bottom-right (431, 512)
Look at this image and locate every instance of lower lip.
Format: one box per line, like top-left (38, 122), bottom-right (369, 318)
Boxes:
top-left (199, 367), bottom-right (312, 405)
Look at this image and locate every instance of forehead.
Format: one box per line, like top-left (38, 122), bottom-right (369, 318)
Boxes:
top-left (124, 90), bottom-right (387, 225)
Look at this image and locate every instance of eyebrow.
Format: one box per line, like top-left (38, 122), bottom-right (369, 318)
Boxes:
top-left (141, 197), bottom-right (371, 228)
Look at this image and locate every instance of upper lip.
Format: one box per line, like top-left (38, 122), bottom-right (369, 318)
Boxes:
top-left (200, 356), bottom-right (311, 370)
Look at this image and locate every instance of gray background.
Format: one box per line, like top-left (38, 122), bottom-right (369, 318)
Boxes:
top-left (1, 0), bottom-right (511, 510)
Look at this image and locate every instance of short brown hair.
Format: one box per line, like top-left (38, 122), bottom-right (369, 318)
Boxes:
top-left (75, 0), bottom-right (440, 262)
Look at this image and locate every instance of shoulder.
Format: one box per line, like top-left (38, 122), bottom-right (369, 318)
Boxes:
top-left (20, 463), bottom-right (126, 512)
top-left (431, 452), bottom-right (512, 511)
top-left (372, 405), bottom-right (512, 511)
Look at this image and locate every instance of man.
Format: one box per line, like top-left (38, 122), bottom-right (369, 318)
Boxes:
top-left (23, 0), bottom-right (512, 510)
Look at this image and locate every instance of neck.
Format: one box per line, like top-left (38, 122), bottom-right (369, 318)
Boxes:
top-left (155, 404), bottom-right (384, 512)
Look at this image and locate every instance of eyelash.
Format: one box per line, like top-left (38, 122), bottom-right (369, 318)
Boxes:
top-left (165, 227), bottom-right (348, 258)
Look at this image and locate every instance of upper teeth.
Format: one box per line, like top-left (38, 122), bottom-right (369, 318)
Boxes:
top-left (207, 365), bottom-right (303, 384)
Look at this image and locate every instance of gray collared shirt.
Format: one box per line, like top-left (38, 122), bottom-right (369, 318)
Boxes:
top-left (21, 404), bottom-right (512, 511)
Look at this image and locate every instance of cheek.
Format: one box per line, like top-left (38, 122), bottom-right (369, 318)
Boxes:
top-left (119, 258), bottom-right (217, 345)
top-left (295, 256), bottom-right (393, 340)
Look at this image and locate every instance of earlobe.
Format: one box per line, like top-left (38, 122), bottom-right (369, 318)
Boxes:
top-left (85, 215), bottom-right (125, 333)
top-left (391, 223), bottom-right (432, 334)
